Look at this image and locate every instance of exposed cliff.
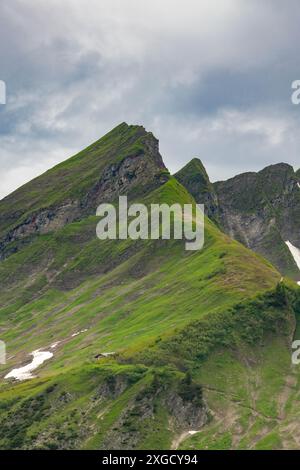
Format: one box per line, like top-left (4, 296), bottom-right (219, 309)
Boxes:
top-left (214, 163), bottom-right (300, 280)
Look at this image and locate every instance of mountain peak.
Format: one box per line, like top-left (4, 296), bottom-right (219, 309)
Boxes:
top-left (174, 158), bottom-right (208, 186)
top-left (174, 158), bottom-right (219, 223)
top-left (0, 123), bottom-right (169, 260)
top-left (259, 162), bottom-right (295, 177)
top-left (177, 157), bottom-right (207, 175)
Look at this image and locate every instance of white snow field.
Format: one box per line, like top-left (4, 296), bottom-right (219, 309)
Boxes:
top-left (4, 350), bottom-right (53, 381)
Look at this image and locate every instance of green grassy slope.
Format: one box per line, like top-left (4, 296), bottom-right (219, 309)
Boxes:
top-left (0, 126), bottom-right (299, 450)
top-left (0, 178), bottom-right (280, 367)
top-left (179, 290), bottom-right (300, 450)
top-left (1, 177), bottom-right (297, 449)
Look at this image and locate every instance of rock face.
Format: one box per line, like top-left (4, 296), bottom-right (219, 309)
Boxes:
top-left (214, 163), bottom-right (300, 279)
top-left (175, 160), bottom-right (300, 280)
top-left (84, 134), bottom-right (168, 209)
top-left (0, 123), bottom-right (169, 260)
top-left (99, 374), bottom-right (208, 450)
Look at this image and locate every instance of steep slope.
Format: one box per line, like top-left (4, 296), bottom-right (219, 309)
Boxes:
top-left (214, 163), bottom-right (300, 281)
top-left (174, 158), bottom-right (219, 224)
top-left (175, 159), bottom-right (300, 281)
top-left (0, 122), bottom-right (169, 261)
top-left (0, 125), bottom-right (299, 450)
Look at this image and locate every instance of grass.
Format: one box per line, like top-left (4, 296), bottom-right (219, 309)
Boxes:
top-left (0, 126), bottom-right (300, 449)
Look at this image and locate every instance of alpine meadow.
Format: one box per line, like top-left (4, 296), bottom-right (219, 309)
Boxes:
top-left (0, 123), bottom-right (300, 450)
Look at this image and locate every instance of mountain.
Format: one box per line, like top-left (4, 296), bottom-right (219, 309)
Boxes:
top-left (0, 122), bottom-right (169, 262)
top-left (175, 160), bottom-right (300, 282)
top-left (214, 163), bottom-right (300, 281)
top-left (174, 158), bottom-right (219, 224)
top-left (0, 123), bottom-right (299, 450)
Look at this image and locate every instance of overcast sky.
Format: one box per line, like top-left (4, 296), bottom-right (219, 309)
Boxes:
top-left (0, 0), bottom-right (300, 199)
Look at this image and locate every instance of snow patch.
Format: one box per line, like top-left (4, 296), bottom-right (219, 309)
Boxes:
top-left (285, 241), bottom-right (300, 285)
top-left (71, 329), bottom-right (88, 337)
top-left (4, 350), bottom-right (53, 381)
top-left (285, 241), bottom-right (300, 270)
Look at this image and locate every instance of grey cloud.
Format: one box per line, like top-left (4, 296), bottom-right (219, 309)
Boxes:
top-left (0, 0), bottom-right (300, 199)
